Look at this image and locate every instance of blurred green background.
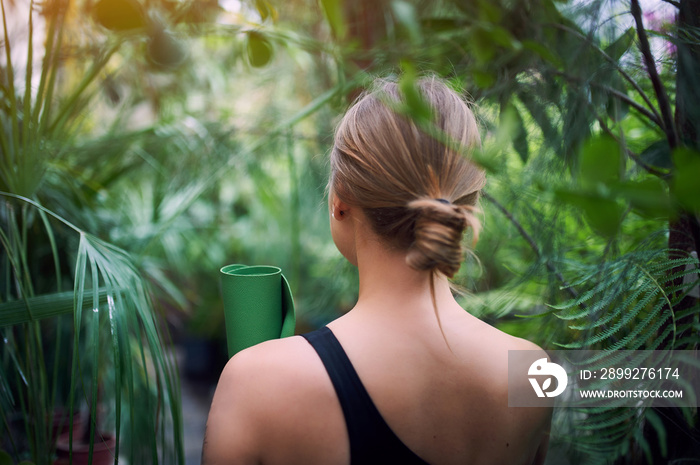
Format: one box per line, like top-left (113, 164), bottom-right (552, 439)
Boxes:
top-left (1, 0), bottom-right (699, 463)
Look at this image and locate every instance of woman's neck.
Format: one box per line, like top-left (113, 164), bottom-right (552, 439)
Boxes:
top-left (351, 229), bottom-right (456, 320)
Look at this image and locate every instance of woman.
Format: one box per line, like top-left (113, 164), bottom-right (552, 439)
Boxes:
top-left (203, 77), bottom-right (551, 465)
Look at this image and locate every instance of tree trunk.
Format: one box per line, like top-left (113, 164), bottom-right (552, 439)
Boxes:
top-left (646, 2), bottom-right (700, 463)
top-left (339, 0), bottom-right (387, 100)
top-left (669, 0), bottom-right (700, 347)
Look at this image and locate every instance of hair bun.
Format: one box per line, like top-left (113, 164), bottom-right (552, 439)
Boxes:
top-left (405, 199), bottom-right (480, 277)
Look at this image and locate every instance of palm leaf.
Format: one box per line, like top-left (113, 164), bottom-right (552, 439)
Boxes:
top-left (1, 193), bottom-right (183, 463)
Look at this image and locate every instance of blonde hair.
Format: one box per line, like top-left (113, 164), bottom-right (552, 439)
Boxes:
top-left (330, 76), bottom-right (486, 278)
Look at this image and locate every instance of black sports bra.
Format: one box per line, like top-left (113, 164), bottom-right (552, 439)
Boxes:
top-left (301, 326), bottom-right (429, 464)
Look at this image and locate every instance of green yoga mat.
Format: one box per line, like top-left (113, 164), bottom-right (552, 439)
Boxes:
top-left (220, 264), bottom-right (296, 357)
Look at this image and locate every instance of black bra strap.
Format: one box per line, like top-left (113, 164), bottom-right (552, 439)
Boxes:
top-left (301, 327), bottom-right (428, 464)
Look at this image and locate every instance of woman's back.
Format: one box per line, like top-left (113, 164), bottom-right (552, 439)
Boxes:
top-left (324, 301), bottom-right (550, 465)
top-left (203, 77), bottom-right (551, 464)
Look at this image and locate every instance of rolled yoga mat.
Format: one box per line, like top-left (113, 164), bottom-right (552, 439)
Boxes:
top-left (220, 264), bottom-right (296, 357)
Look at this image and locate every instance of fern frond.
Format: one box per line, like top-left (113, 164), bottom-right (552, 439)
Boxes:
top-left (548, 246), bottom-right (699, 464)
top-left (552, 249), bottom-right (698, 350)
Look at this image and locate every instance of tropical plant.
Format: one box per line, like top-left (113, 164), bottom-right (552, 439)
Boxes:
top-left (0, 0), bottom-right (197, 462)
top-left (0, 0), bottom-right (358, 461)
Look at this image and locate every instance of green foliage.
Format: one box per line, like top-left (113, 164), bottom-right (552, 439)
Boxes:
top-left (246, 31), bottom-right (274, 68)
top-left (500, 102), bottom-right (529, 163)
top-left (671, 147), bottom-right (700, 210)
top-left (319, 0), bottom-right (347, 40)
top-left (255, 0), bottom-right (278, 23)
top-left (397, 61), bottom-right (433, 124)
top-left (0, 0), bottom-right (201, 462)
top-left (548, 239), bottom-right (700, 464)
top-left (553, 248), bottom-right (698, 350)
top-left (93, 0), bottom-right (147, 32)
top-left (147, 26), bottom-right (188, 70)
top-left (391, 1), bottom-right (422, 45)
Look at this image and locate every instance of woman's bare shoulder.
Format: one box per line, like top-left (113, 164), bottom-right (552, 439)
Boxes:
top-left (203, 336), bottom-right (343, 464)
top-left (462, 324), bottom-right (552, 464)
top-left (471, 322), bottom-right (549, 399)
top-left (221, 336), bottom-right (320, 381)
top-left (213, 335), bottom-right (332, 419)
top-left (461, 315), bottom-right (546, 361)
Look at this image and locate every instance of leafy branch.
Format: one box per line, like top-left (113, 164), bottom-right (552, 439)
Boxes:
top-left (552, 70), bottom-right (663, 128)
top-left (546, 22), bottom-right (663, 126)
top-left (594, 114), bottom-right (669, 178)
top-left (482, 191), bottom-right (581, 302)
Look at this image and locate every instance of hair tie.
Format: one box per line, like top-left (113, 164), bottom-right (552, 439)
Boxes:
top-left (435, 198), bottom-right (450, 205)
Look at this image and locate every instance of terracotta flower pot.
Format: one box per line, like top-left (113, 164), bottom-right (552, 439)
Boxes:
top-left (50, 408), bottom-right (84, 439)
top-left (54, 432), bottom-right (116, 465)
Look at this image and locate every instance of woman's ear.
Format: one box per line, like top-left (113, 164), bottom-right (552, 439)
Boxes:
top-left (331, 197), bottom-right (350, 221)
